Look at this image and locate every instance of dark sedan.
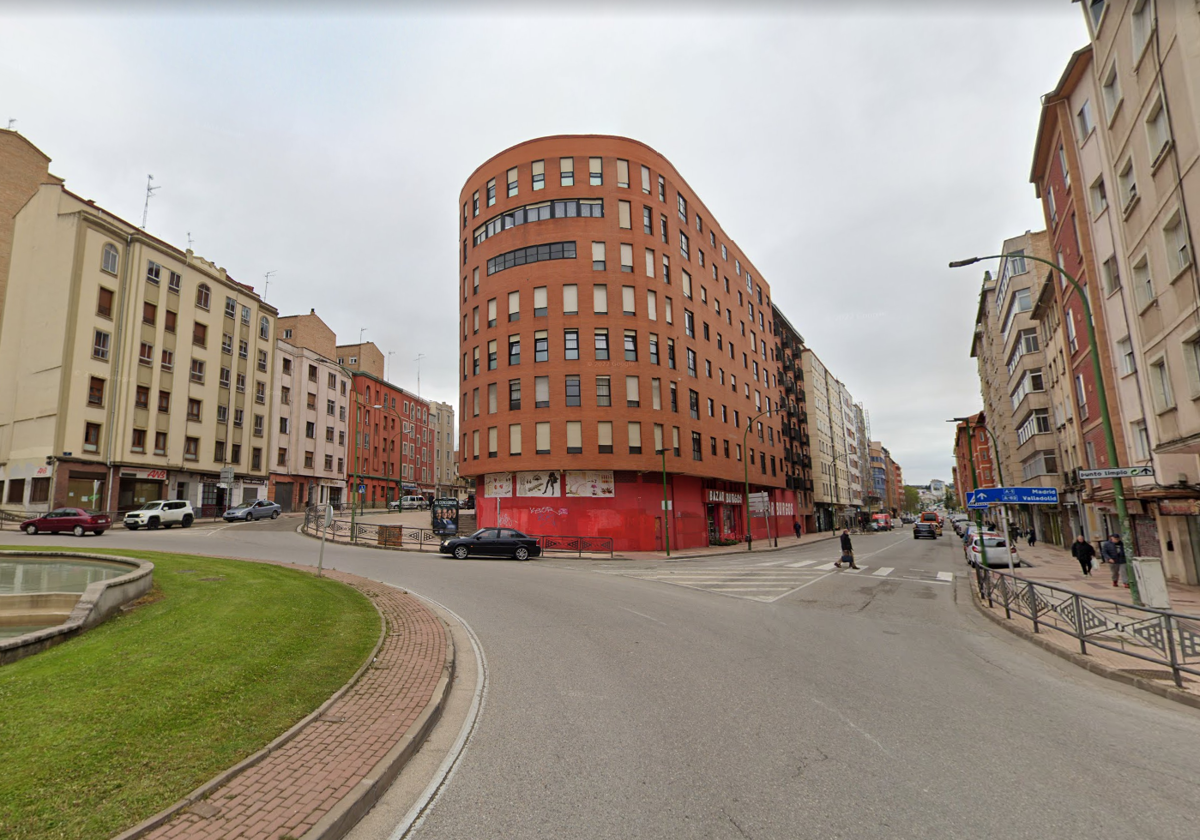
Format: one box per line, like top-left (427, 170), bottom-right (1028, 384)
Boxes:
top-left (439, 528), bottom-right (541, 561)
top-left (21, 507), bottom-right (111, 537)
top-left (913, 522), bottom-right (938, 540)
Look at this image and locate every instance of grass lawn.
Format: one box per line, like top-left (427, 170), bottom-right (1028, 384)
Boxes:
top-left (0, 547), bottom-right (379, 840)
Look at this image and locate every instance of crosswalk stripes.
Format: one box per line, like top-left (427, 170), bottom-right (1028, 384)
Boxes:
top-left (873, 567), bottom-right (895, 577)
top-left (785, 559), bottom-right (818, 568)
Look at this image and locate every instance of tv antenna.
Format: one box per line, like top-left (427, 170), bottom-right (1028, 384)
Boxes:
top-left (186, 231), bottom-right (193, 251)
top-left (6, 119), bottom-right (15, 130)
top-left (414, 353), bottom-right (426, 398)
top-left (387, 351), bottom-right (396, 382)
top-left (141, 174), bottom-right (160, 230)
top-left (264, 270), bottom-right (277, 298)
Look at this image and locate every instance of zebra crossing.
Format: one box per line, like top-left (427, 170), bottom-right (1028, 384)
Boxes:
top-left (602, 561), bottom-right (954, 602)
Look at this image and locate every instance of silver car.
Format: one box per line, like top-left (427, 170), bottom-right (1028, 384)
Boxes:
top-left (222, 499), bottom-right (282, 521)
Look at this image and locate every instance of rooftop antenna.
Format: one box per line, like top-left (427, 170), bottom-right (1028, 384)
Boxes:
top-left (414, 353), bottom-right (426, 398)
top-left (263, 270), bottom-right (277, 298)
top-left (6, 119), bottom-right (15, 130)
top-left (141, 174), bottom-right (160, 230)
top-left (359, 327), bottom-right (367, 346)
top-left (186, 231), bottom-right (193, 251)
top-left (387, 350), bottom-right (395, 382)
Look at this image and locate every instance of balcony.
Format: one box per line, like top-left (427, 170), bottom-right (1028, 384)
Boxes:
top-left (798, 432), bottom-right (810, 446)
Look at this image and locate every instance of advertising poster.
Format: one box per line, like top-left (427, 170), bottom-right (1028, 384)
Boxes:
top-left (517, 470), bottom-right (561, 497)
top-left (565, 470), bottom-right (614, 497)
top-left (484, 472), bottom-right (513, 497)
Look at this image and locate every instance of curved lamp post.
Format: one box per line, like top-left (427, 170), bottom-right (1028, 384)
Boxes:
top-left (951, 253), bottom-right (1138, 603)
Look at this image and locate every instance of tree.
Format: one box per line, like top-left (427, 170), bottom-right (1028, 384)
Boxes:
top-left (903, 486), bottom-right (920, 513)
top-left (944, 488), bottom-right (960, 511)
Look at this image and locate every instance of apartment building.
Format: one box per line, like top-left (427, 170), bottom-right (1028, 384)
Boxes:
top-left (0, 131), bottom-right (277, 514)
top-left (429, 399), bottom-right (456, 498)
top-left (458, 135), bottom-right (790, 551)
top-left (270, 310), bottom-right (349, 511)
top-left (773, 306), bottom-right (816, 532)
top-left (349, 370), bottom-right (432, 506)
top-left (952, 412), bottom-right (996, 509)
top-left (336, 342), bottom-right (384, 378)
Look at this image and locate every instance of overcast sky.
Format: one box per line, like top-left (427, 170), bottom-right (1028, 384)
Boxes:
top-left (0, 1), bottom-right (1088, 485)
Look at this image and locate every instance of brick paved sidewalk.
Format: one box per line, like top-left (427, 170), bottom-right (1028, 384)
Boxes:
top-left (1007, 540), bottom-right (1200, 615)
top-left (117, 567), bottom-right (452, 840)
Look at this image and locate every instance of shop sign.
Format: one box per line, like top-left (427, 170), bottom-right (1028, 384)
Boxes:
top-left (119, 468), bottom-right (168, 480)
top-left (484, 472), bottom-right (513, 497)
top-left (517, 470), bottom-right (560, 497)
top-left (1158, 499), bottom-right (1200, 516)
top-left (706, 489), bottom-right (742, 505)
top-left (772, 501), bottom-right (795, 517)
top-left (564, 471), bottom-right (614, 497)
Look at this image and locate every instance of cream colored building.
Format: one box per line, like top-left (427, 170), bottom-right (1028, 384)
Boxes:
top-left (802, 348), bottom-right (858, 530)
top-left (0, 132), bottom-right (276, 514)
top-left (270, 310), bottom-right (350, 511)
top-left (429, 400), bottom-right (456, 498)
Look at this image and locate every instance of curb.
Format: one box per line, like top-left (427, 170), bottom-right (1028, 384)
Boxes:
top-left (967, 578), bottom-right (1200, 712)
top-left (112, 573), bottom-right (456, 840)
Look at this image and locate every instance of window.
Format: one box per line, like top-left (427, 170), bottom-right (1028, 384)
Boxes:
top-left (225, 296), bottom-right (237, 318)
top-left (562, 284), bottom-right (578, 315)
top-left (97, 287), bottom-right (114, 318)
top-left (238, 338), bottom-right (248, 358)
top-left (689, 389), bottom-right (700, 420)
top-left (259, 316), bottom-right (270, 340)
top-left (536, 421), bottom-right (551, 454)
top-left (596, 376), bottom-right (611, 407)
top-left (643, 206), bottom-right (652, 236)
top-left (667, 337), bottom-right (676, 369)
top-left (533, 286), bottom-right (548, 317)
top-left (1088, 0), bottom-right (1106, 29)
top-left (626, 375), bottom-right (639, 407)
top-left (486, 177), bottom-right (496, 206)
top-left (1133, 256), bottom-right (1154, 308)
top-left (1164, 214), bottom-right (1192, 275)
top-left (535, 331), bottom-right (549, 362)
top-left (1058, 144), bottom-right (1071, 190)
top-left (1151, 358), bottom-right (1175, 413)
top-left (237, 372), bottom-right (246, 392)
top-left (619, 243), bottom-right (634, 273)
top-left (661, 215), bottom-right (668, 245)
top-left (589, 156), bottom-right (602, 186)
top-left (187, 398), bottom-right (201, 421)
top-left (473, 190), bottom-right (480, 216)
top-left (684, 309), bottom-right (695, 338)
top-left (649, 333), bottom-right (659, 365)
top-left (190, 359), bottom-right (205, 384)
top-left (1131, 419), bottom-right (1151, 461)
top-left (509, 378), bottom-right (522, 410)
top-left (617, 199), bottom-right (632, 230)
top-left (93, 329), bottom-right (111, 361)
top-left (1132, 0), bottom-right (1153, 54)
top-left (167, 271), bottom-right (181, 293)
top-left (161, 348), bottom-right (173, 372)
top-left (473, 346), bottom-right (480, 375)
top-left (560, 157), bottom-right (574, 186)
top-left (651, 377), bottom-right (661, 409)
top-left (592, 241), bottom-right (606, 270)
top-left (564, 329), bottom-right (579, 360)
top-left (624, 330), bottom-right (638, 361)
top-left (509, 290), bottom-right (520, 321)
top-left (1117, 336), bottom-right (1136, 375)
top-left (662, 253), bottom-right (670, 284)
top-left (628, 421), bottom-right (642, 455)
top-left (691, 431), bottom-right (702, 461)
top-left (254, 414), bottom-right (264, 437)
top-left (566, 375), bottom-right (581, 406)
top-left (687, 348), bottom-right (697, 377)
top-left (1075, 374), bottom-right (1089, 420)
top-left (535, 376), bottom-right (550, 408)
top-left (1118, 158), bottom-right (1137, 211)
top-left (1090, 176), bottom-right (1108, 217)
top-left (139, 341), bottom-right (154, 366)
top-left (488, 339), bottom-right (498, 370)
top-left (83, 421), bottom-right (101, 453)
top-left (509, 335), bottom-right (521, 365)
top-left (1076, 99), bottom-right (1094, 139)
top-left (1066, 309), bottom-right (1078, 353)
top-left (532, 159), bottom-right (545, 191)
top-left (509, 423), bottom-right (522, 455)
top-left (680, 232), bottom-right (689, 261)
top-left (507, 166), bottom-right (518, 198)
top-left (595, 328), bottom-right (609, 360)
top-left (196, 283), bottom-right (210, 310)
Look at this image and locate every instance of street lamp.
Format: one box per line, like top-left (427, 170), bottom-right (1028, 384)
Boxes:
top-left (743, 408), bottom-right (775, 550)
top-left (951, 253), bottom-right (1138, 602)
top-left (655, 448), bottom-right (670, 557)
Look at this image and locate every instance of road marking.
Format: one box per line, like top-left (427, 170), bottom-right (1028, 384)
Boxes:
top-left (843, 566), bottom-right (868, 574)
top-left (785, 559), bottom-right (818, 568)
top-left (621, 607), bottom-right (667, 626)
top-left (755, 559), bottom-right (796, 567)
top-left (814, 562), bottom-right (838, 570)
top-left (873, 567), bottom-right (894, 577)
top-left (937, 571), bottom-right (954, 582)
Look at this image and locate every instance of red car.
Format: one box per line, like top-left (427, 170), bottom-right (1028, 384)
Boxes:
top-left (21, 507), bottom-right (112, 537)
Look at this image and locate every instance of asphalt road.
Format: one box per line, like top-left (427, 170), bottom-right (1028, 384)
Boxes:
top-left (52, 519), bottom-right (1200, 839)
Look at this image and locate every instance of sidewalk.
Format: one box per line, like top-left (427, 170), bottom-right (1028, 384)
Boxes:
top-left (618, 529), bottom-right (838, 562)
top-left (118, 565), bottom-right (453, 840)
top-left (1009, 541), bottom-right (1200, 615)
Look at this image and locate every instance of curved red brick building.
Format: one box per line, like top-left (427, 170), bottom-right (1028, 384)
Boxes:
top-left (458, 135), bottom-right (791, 551)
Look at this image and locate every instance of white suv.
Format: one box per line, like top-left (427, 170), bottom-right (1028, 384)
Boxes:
top-left (124, 500), bottom-right (195, 530)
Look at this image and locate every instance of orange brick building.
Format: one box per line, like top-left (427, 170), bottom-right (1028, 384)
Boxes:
top-left (954, 412), bottom-right (996, 508)
top-left (458, 135), bottom-right (791, 551)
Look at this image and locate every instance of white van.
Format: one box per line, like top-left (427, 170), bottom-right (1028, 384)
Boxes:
top-left (390, 495), bottom-right (428, 511)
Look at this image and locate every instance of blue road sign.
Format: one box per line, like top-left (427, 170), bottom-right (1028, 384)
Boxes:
top-left (358, 484), bottom-right (367, 494)
top-left (966, 491), bottom-right (988, 509)
top-left (970, 486), bottom-right (1059, 505)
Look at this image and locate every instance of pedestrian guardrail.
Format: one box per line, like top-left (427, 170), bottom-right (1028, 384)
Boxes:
top-left (974, 565), bottom-right (1200, 689)
top-left (302, 507), bottom-right (614, 558)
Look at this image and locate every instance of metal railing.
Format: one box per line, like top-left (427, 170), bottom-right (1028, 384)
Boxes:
top-left (974, 564), bottom-right (1200, 689)
top-left (302, 507), bottom-right (613, 558)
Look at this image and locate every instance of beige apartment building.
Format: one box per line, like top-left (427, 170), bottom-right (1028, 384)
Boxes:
top-left (0, 131), bottom-right (277, 514)
top-left (802, 348), bottom-right (859, 530)
top-left (270, 310), bottom-right (350, 511)
top-left (428, 400), bottom-right (457, 498)
top-left (335, 342), bottom-right (384, 378)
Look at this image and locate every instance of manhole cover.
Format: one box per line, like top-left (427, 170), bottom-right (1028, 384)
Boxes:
top-left (1118, 668), bottom-right (1188, 683)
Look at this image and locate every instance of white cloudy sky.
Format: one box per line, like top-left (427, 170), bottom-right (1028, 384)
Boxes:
top-left (0, 1), bottom-right (1088, 484)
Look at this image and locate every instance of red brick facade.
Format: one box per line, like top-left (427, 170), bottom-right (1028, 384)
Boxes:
top-left (349, 372), bottom-right (432, 505)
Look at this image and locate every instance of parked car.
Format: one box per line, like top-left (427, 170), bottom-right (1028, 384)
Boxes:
top-left (913, 522), bottom-right (938, 540)
top-left (439, 528), bottom-right (541, 560)
top-left (223, 499), bottom-right (282, 522)
top-left (388, 495), bottom-right (429, 511)
top-left (964, 532), bottom-right (1019, 567)
top-left (124, 500), bottom-right (194, 530)
top-left (21, 507), bottom-right (111, 537)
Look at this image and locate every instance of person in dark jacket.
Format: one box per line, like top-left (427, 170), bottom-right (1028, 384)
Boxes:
top-left (793, 520), bottom-right (802, 539)
top-left (1100, 534), bottom-right (1127, 587)
top-left (835, 529), bottom-right (859, 569)
top-left (1027, 527), bottom-right (1037, 547)
top-left (1071, 534), bottom-right (1097, 576)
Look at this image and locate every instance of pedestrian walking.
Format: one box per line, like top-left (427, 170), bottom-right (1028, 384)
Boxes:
top-left (835, 529), bottom-right (859, 569)
top-left (1071, 534), bottom-right (1097, 576)
top-left (1027, 527), bottom-right (1037, 548)
top-left (1100, 533), bottom-right (1128, 587)
top-left (793, 520), bottom-right (802, 539)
